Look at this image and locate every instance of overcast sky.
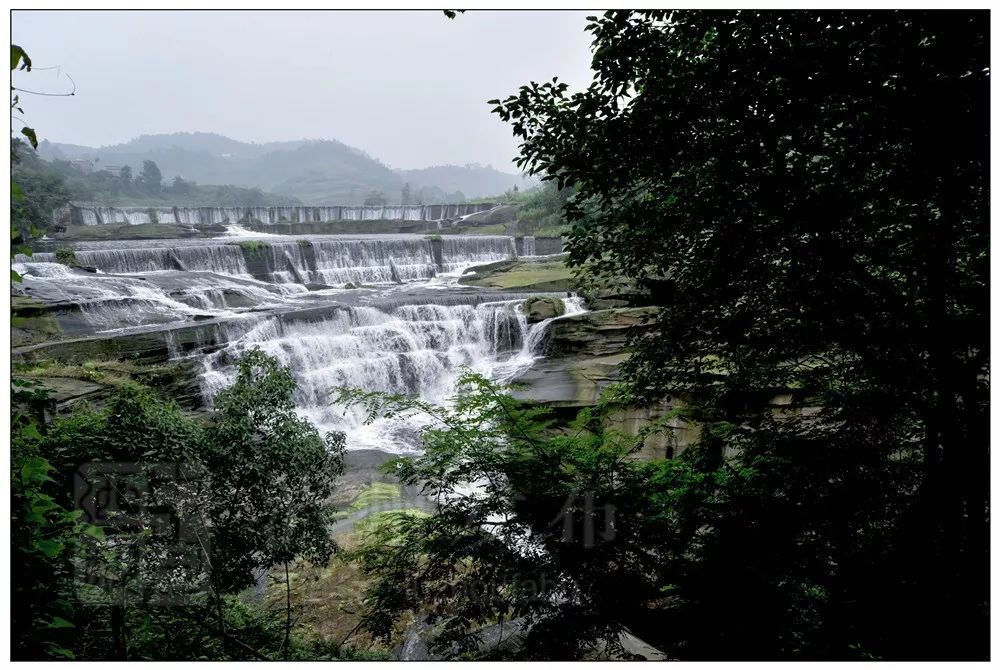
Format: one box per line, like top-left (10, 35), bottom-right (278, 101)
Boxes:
top-left (12, 10), bottom-right (595, 171)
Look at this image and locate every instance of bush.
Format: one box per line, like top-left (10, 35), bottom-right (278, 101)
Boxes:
top-left (237, 240), bottom-right (270, 258)
top-left (16, 351), bottom-right (348, 660)
top-left (54, 247), bottom-right (78, 267)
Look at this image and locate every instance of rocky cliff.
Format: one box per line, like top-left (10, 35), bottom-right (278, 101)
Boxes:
top-left (512, 306), bottom-right (701, 460)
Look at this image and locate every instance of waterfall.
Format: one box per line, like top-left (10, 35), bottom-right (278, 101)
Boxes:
top-left (309, 239), bottom-right (435, 285)
top-left (522, 236), bottom-right (536, 257)
top-left (438, 236), bottom-right (516, 273)
top-left (199, 296), bottom-right (579, 453)
top-left (52, 245), bottom-right (250, 276)
top-left (15, 232), bottom-right (586, 456)
top-left (12, 260), bottom-right (301, 333)
top-left (34, 236), bottom-right (516, 286)
top-left (241, 236), bottom-right (517, 286)
top-left (68, 203), bottom-right (499, 226)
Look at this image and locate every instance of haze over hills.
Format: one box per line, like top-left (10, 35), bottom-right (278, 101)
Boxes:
top-left (37, 132), bottom-right (535, 205)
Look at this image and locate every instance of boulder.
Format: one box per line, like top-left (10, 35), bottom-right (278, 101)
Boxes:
top-left (521, 296), bottom-right (566, 323)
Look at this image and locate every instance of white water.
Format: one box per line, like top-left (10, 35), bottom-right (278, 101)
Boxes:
top-left (68, 203), bottom-right (499, 226)
top-left (18, 235), bottom-right (516, 288)
top-left (12, 261), bottom-right (303, 332)
top-left (522, 236), bottom-right (536, 257)
top-left (224, 224), bottom-right (282, 238)
top-left (200, 295), bottom-right (585, 453)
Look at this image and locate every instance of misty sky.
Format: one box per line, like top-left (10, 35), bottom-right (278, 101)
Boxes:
top-left (12, 10), bottom-right (596, 172)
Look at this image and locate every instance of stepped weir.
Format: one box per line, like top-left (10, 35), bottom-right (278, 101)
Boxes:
top-left (57, 203), bottom-right (500, 227)
top-left (13, 232), bottom-right (580, 452)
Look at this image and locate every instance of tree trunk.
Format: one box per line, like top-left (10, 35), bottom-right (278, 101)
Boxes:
top-left (282, 560), bottom-right (292, 660)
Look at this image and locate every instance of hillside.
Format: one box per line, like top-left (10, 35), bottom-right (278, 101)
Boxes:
top-left (38, 132), bottom-right (534, 205)
top-left (397, 164), bottom-right (528, 201)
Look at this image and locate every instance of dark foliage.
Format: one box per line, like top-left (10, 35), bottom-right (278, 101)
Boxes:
top-left (487, 10), bottom-right (988, 660)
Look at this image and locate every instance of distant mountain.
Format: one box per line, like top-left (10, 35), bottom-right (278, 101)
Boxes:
top-left (37, 132), bottom-right (534, 205)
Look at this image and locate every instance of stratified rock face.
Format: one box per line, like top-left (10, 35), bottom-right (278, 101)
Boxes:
top-left (512, 306), bottom-right (699, 459)
top-left (521, 296), bottom-right (566, 323)
top-left (514, 306), bottom-right (658, 400)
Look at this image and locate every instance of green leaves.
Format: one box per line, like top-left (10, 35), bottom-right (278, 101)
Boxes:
top-left (11, 43), bottom-right (31, 71)
top-left (21, 126), bottom-right (38, 149)
top-left (33, 539), bottom-right (65, 558)
top-left (483, 9), bottom-right (988, 660)
top-left (42, 617), bottom-right (74, 629)
top-left (205, 348), bottom-right (344, 594)
top-left (337, 370), bottom-right (695, 659)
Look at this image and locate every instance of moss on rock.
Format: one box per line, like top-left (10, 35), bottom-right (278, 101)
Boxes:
top-left (522, 296), bottom-right (566, 323)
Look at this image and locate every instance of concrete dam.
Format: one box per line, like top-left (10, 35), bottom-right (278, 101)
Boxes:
top-left (58, 203), bottom-right (501, 227)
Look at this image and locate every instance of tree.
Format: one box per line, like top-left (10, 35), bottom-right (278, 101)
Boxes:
top-left (10, 44), bottom-right (38, 155)
top-left (10, 141), bottom-right (72, 241)
top-left (340, 372), bottom-right (696, 660)
top-left (401, 182), bottom-right (412, 206)
top-left (118, 165), bottom-right (133, 194)
top-left (485, 10), bottom-right (988, 660)
top-left (138, 160), bottom-right (162, 196)
top-left (11, 380), bottom-right (93, 661)
top-left (171, 175), bottom-right (193, 196)
top-left (20, 352), bottom-right (348, 660)
top-left (11, 47), bottom-right (90, 660)
top-left (204, 350), bottom-right (344, 622)
top-left (363, 190), bottom-right (387, 207)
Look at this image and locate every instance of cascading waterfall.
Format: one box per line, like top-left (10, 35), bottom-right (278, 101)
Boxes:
top-left (14, 232), bottom-right (583, 454)
top-left (26, 235), bottom-right (516, 287)
top-left (12, 260), bottom-right (302, 332)
top-left (68, 245), bottom-right (251, 276)
top-left (199, 296), bottom-right (584, 452)
top-left (310, 239), bottom-right (436, 285)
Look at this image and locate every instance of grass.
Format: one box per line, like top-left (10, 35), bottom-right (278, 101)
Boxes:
top-left (55, 223), bottom-right (202, 241)
top-left (439, 222), bottom-right (511, 236)
top-left (11, 297), bottom-right (62, 346)
top-left (531, 224), bottom-right (569, 238)
top-left (460, 258), bottom-right (576, 292)
top-left (353, 509), bottom-right (430, 537)
top-left (257, 504), bottom-right (426, 656)
top-left (15, 358), bottom-right (180, 388)
top-left (247, 220), bottom-right (406, 235)
top-left (349, 482), bottom-right (401, 512)
top-left (238, 240), bottom-right (270, 251)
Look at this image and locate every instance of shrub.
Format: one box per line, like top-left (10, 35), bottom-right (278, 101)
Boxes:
top-left (238, 240), bottom-right (270, 257)
top-left (54, 247), bottom-right (78, 267)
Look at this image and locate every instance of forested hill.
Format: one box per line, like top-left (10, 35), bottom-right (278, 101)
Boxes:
top-left (37, 132), bottom-right (533, 205)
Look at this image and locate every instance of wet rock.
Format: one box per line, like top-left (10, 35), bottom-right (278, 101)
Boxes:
top-left (521, 296), bottom-right (566, 323)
